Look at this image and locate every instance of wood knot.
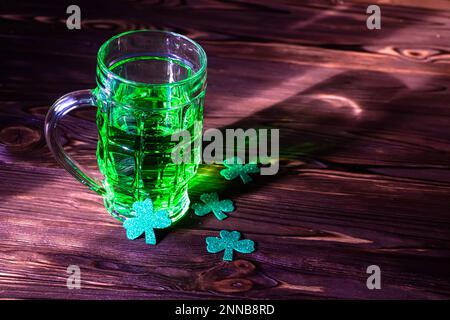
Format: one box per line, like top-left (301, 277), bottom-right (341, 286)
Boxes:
top-left (0, 125), bottom-right (42, 150)
top-left (195, 259), bottom-right (256, 293)
top-left (397, 48), bottom-right (440, 62)
top-left (232, 259), bottom-right (256, 276)
top-left (211, 278), bottom-right (253, 293)
top-left (81, 20), bottom-right (129, 32)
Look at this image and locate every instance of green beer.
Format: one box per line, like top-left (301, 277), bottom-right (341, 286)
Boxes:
top-left (45, 30), bottom-right (207, 222)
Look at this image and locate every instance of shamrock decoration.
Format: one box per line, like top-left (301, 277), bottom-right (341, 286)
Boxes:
top-left (206, 230), bottom-right (255, 261)
top-left (122, 198), bottom-right (171, 245)
top-left (192, 192), bottom-right (234, 220)
top-left (220, 157), bottom-right (259, 184)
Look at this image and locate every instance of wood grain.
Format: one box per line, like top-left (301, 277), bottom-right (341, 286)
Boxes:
top-left (0, 0), bottom-right (449, 299)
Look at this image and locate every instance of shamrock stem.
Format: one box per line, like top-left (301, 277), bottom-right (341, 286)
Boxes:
top-left (223, 248), bottom-right (234, 261)
top-left (145, 229), bottom-right (156, 245)
top-left (213, 209), bottom-right (228, 221)
top-left (240, 173), bottom-right (252, 184)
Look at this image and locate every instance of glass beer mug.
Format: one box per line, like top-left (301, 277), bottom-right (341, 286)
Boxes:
top-left (45, 30), bottom-right (207, 222)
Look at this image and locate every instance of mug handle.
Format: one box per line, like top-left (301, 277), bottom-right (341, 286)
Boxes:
top-left (44, 89), bottom-right (105, 195)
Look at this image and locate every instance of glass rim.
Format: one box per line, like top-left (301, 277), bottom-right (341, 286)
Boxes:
top-left (97, 29), bottom-right (207, 87)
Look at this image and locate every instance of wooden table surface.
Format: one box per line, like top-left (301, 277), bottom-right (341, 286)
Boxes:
top-left (1, 0), bottom-right (449, 299)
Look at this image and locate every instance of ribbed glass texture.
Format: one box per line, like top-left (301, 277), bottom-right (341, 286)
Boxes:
top-left (94, 30), bottom-right (207, 222)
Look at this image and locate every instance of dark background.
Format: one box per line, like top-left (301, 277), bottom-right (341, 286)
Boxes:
top-left (0, 0), bottom-right (449, 299)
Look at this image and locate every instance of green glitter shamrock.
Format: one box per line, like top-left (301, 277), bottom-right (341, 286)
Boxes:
top-left (192, 192), bottom-right (234, 220)
top-left (220, 157), bottom-right (259, 184)
top-left (122, 198), bottom-right (171, 245)
top-left (206, 230), bottom-right (255, 261)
